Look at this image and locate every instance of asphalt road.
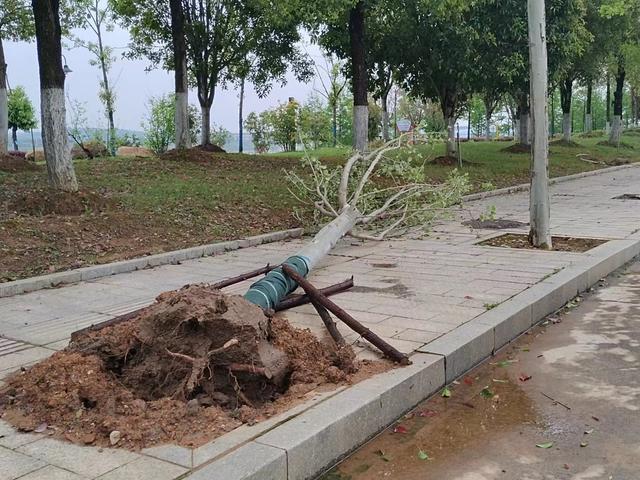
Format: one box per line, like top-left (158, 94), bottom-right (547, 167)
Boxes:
top-left (323, 261), bottom-right (640, 480)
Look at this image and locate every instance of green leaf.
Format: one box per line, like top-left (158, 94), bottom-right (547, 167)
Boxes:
top-left (480, 387), bottom-right (494, 398)
top-left (536, 442), bottom-right (554, 449)
top-left (441, 386), bottom-right (452, 398)
top-left (417, 450), bottom-right (430, 460)
top-left (375, 449), bottom-right (390, 462)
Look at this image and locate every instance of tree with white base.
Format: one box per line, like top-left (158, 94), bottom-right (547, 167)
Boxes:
top-left (527, 0), bottom-right (552, 249)
top-left (32, 0), bottom-right (78, 192)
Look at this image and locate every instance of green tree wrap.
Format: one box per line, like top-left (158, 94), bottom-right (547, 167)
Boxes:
top-left (244, 255), bottom-right (310, 310)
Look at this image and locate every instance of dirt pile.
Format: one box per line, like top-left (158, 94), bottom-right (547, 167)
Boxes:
top-left (0, 285), bottom-right (371, 449)
top-left (8, 189), bottom-right (115, 216)
top-left (0, 154), bottom-right (40, 173)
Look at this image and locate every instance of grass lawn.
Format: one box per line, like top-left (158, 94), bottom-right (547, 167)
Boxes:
top-left (1, 132), bottom-right (639, 282)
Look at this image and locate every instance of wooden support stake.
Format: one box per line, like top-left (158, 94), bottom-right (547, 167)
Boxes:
top-left (211, 264), bottom-right (276, 289)
top-left (311, 300), bottom-right (346, 347)
top-left (281, 265), bottom-right (411, 365)
top-left (275, 277), bottom-right (354, 311)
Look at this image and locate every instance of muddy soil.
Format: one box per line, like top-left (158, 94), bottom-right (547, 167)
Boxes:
top-left (0, 285), bottom-right (386, 450)
top-left (479, 233), bottom-right (606, 253)
top-left (462, 218), bottom-right (528, 230)
top-left (7, 189), bottom-right (115, 216)
top-left (0, 154), bottom-right (40, 173)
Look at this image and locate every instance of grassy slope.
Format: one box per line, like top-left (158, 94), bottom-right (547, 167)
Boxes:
top-left (1, 133), bottom-right (639, 281)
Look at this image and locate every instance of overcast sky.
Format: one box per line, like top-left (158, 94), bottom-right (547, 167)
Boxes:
top-left (4, 24), bottom-right (323, 133)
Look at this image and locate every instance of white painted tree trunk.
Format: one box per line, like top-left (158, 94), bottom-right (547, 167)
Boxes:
top-left (562, 112), bottom-right (571, 142)
top-left (609, 115), bottom-right (622, 145)
top-left (514, 118), bottom-right (521, 142)
top-left (0, 87), bottom-right (7, 154)
top-left (41, 88), bottom-right (78, 192)
top-left (446, 115), bottom-right (457, 157)
top-left (527, 0), bottom-right (552, 249)
top-left (353, 105), bottom-right (368, 152)
top-left (201, 105), bottom-right (210, 145)
top-left (585, 113), bottom-right (592, 133)
top-left (381, 103), bottom-right (390, 141)
top-left (175, 91), bottom-right (190, 149)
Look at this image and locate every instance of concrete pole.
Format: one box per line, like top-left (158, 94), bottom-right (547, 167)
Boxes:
top-left (527, 0), bottom-right (552, 249)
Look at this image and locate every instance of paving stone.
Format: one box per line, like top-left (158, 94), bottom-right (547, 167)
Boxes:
top-left (0, 446), bottom-right (46, 480)
top-left (0, 347), bottom-right (53, 379)
top-left (96, 456), bottom-right (188, 480)
top-left (0, 420), bottom-right (44, 449)
top-left (141, 445), bottom-right (192, 469)
top-left (187, 442), bottom-right (286, 480)
top-left (18, 439), bottom-right (139, 478)
top-left (16, 465), bottom-right (86, 480)
top-left (475, 301), bottom-right (532, 350)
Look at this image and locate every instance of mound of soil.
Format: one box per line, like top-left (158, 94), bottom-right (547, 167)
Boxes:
top-left (0, 285), bottom-right (374, 450)
top-left (196, 143), bottom-right (227, 153)
top-left (431, 155), bottom-right (466, 166)
top-left (8, 189), bottom-right (115, 216)
top-left (0, 154), bottom-right (40, 173)
top-left (597, 140), bottom-right (635, 149)
top-left (550, 139), bottom-right (581, 148)
top-left (501, 144), bottom-right (531, 154)
top-left (162, 145), bottom-right (227, 164)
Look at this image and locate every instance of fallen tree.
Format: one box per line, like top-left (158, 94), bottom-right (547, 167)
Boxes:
top-left (244, 135), bottom-right (470, 310)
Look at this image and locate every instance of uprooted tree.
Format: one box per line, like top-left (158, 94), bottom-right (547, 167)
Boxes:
top-left (244, 136), bottom-right (470, 311)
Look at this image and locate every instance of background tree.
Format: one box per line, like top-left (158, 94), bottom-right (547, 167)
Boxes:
top-left (312, 55), bottom-right (348, 147)
top-left (72, 0), bottom-right (118, 155)
top-left (1, 0), bottom-right (34, 155)
top-left (32, 0), bottom-right (78, 191)
top-left (299, 94), bottom-right (332, 149)
top-left (245, 111), bottom-right (271, 153)
top-left (7, 85), bottom-right (36, 150)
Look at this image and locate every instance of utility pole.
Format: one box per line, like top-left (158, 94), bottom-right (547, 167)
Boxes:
top-left (527, 0), bottom-right (552, 249)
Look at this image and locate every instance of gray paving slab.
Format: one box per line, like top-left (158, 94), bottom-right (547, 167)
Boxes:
top-left (95, 456), bottom-right (188, 480)
top-left (14, 465), bottom-right (86, 480)
top-left (0, 446), bottom-right (47, 480)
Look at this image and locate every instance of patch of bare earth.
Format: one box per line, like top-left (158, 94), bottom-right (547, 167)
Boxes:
top-left (479, 233), bottom-right (606, 252)
top-left (0, 286), bottom-right (390, 450)
top-left (0, 154), bottom-right (40, 173)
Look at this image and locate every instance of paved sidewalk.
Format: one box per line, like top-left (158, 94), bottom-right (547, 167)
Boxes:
top-left (0, 165), bottom-right (639, 479)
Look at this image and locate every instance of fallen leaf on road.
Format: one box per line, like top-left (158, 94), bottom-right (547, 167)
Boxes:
top-left (592, 416), bottom-right (600, 422)
top-left (584, 428), bottom-right (594, 435)
top-left (463, 376), bottom-right (474, 386)
top-left (492, 379), bottom-right (508, 384)
top-left (461, 402), bottom-right (476, 409)
top-left (393, 425), bottom-right (408, 434)
top-left (536, 442), bottom-right (554, 449)
top-left (34, 423), bottom-right (48, 433)
top-left (417, 450), bottom-right (430, 460)
top-left (375, 449), bottom-right (390, 462)
top-left (580, 441), bottom-right (589, 447)
top-left (441, 387), bottom-right (452, 398)
top-left (480, 387), bottom-right (495, 399)
top-left (519, 374), bottom-right (532, 382)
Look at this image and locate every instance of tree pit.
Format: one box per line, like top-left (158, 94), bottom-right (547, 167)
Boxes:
top-left (478, 233), bottom-right (606, 252)
top-left (0, 285), bottom-right (379, 450)
top-left (501, 143), bottom-right (531, 154)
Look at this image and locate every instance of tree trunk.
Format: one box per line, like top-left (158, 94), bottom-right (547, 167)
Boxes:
top-left (238, 77), bottom-right (245, 153)
top-left (200, 104), bottom-right (211, 146)
top-left (606, 73), bottom-right (611, 133)
top-left (609, 59), bottom-right (625, 145)
top-left (12, 126), bottom-right (18, 151)
top-left (445, 114), bottom-right (457, 158)
top-left (483, 97), bottom-right (495, 140)
top-left (585, 79), bottom-right (593, 133)
top-left (559, 78), bottom-right (572, 142)
top-left (170, 0), bottom-right (190, 150)
top-left (527, 0), bottom-right (552, 249)
top-left (0, 38), bottom-right (8, 155)
top-left (32, 0), bottom-right (78, 192)
top-left (349, 1), bottom-right (368, 152)
top-left (381, 91), bottom-right (389, 141)
top-left (331, 102), bottom-right (338, 147)
top-left (95, 9), bottom-right (115, 156)
top-left (518, 94), bottom-right (531, 146)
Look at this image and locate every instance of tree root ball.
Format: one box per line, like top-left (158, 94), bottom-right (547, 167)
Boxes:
top-left (0, 285), bottom-right (365, 449)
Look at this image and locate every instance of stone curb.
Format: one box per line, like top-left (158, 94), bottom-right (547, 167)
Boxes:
top-left (463, 162), bottom-right (640, 202)
top-left (0, 228), bottom-right (304, 298)
top-left (187, 238), bottom-right (640, 480)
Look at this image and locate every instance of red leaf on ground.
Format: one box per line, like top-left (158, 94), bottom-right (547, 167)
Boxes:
top-left (463, 376), bottom-right (474, 386)
top-left (418, 409), bottom-right (438, 417)
top-left (519, 374), bottom-right (532, 382)
top-left (393, 425), bottom-right (408, 434)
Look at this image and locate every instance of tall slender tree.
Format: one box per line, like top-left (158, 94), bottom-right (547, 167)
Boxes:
top-left (32, 0), bottom-right (78, 191)
top-left (528, 0), bottom-right (552, 248)
top-left (169, 0), bottom-right (189, 149)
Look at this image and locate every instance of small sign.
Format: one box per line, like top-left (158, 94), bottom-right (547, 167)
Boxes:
top-left (396, 119), bottom-right (412, 132)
